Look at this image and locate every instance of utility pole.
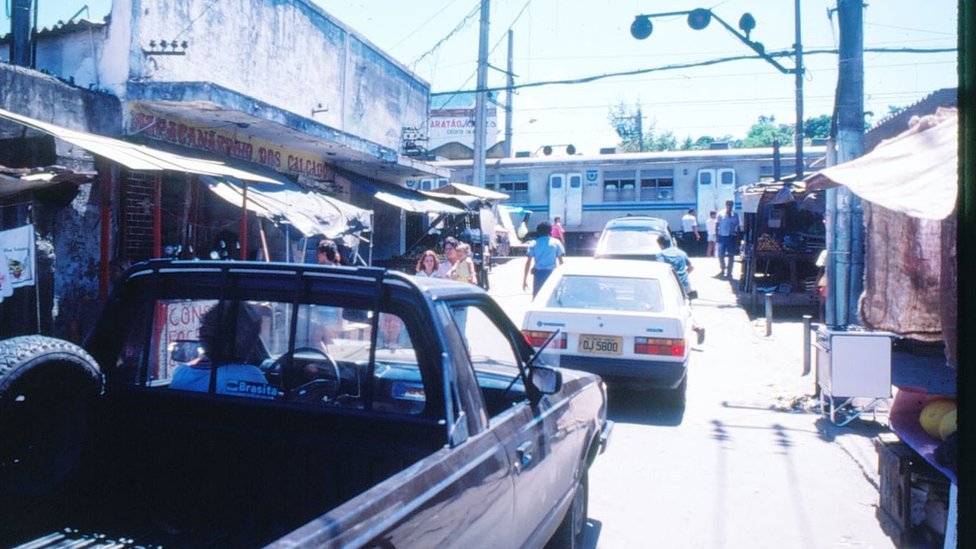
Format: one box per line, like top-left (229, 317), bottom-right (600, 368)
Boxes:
top-left (825, 0), bottom-right (864, 327)
top-left (794, 0), bottom-right (805, 180)
top-left (636, 106), bottom-right (644, 152)
top-left (472, 0), bottom-right (490, 186)
top-left (504, 29), bottom-right (514, 157)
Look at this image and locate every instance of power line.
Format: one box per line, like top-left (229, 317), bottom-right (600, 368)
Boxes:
top-left (390, 0), bottom-right (461, 51)
top-left (430, 47), bottom-right (955, 96)
top-left (409, 0), bottom-right (482, 68)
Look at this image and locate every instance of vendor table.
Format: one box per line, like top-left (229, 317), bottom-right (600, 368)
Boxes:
top-left (743, 250), bottom-right (819, 293)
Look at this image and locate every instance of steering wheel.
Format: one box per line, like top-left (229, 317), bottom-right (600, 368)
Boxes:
top-left (275, 347), bottom-right (342, 403)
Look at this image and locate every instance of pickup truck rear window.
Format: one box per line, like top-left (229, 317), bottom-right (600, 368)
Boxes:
top-left (113, 298), bottom-right (426, 414)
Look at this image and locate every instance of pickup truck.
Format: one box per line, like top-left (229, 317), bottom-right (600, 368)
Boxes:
top-left (0, 260), bottom-right (612, 548)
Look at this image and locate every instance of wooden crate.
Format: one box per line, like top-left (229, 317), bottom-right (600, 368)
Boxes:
top-left (876, 436), bottom-right (915, 547)
top-left (874, 434), bottom-right (949, 547)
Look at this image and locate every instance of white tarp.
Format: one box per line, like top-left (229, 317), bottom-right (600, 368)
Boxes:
top-left (806, 108), bottom-right (957, 220)
top-left (203, 176), bottom-right (371, 240)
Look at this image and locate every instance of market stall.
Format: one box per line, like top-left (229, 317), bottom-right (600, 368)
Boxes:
top-left (737, 180), bottom-right (826, 308)
top-left (806, 108), bottom-right (957, 548)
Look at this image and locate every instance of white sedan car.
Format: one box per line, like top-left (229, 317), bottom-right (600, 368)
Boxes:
top-left (521, 259), bottom-right (696, 402)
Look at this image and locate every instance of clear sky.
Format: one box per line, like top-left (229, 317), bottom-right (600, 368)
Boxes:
top-left (4, 0), bottom-right (958, 155)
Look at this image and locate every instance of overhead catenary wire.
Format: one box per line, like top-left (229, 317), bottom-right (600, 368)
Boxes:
top-left (430, 46), bottom-right (956, 96)
top-left (409, 0), bottom-right (482, 69)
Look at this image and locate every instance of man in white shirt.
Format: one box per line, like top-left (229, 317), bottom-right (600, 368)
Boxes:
top-left (680, 209), bottom-right (700, 256)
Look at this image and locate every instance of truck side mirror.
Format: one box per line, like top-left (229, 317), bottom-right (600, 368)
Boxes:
top-left (528, 366), bottom-right (562, 395)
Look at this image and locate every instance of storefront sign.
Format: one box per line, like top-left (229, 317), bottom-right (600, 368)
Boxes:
top-left (428, 107), bottom-right (498, 149)
top-left (129, 108), bottom-right (333, 180)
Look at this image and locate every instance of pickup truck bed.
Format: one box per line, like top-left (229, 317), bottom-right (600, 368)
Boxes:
top-left (6, 389), bottom-right (442, 547)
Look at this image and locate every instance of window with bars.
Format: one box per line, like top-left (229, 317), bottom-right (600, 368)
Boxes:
top-left (497, 181), bottom-right (528, 203)
top-left (603, 178), bottom-right (636, 202)
top-left (640, 178), bottom-right (675, 201)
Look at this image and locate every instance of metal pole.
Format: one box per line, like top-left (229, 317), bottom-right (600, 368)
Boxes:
top-left (794, 0), bottom-right (804, 180)
top-left (802, 314), bottom-right (812, 375)
top-left (504, 29), bottom-right (514, 157)
top-left (472, 0), bottom-right (490, 187)
top-left (764, 292), bottom-right (773, 336)
top-left (636, 107), bottom-right (644, 152)
top-left (829, 0), bottom-right (865, 327)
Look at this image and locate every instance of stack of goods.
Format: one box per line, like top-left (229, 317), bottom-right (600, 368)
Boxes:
top-left (756, 233), bottom-right (782, 252)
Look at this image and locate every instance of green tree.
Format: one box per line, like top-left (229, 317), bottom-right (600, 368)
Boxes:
top-left (741, 115), bottom-right (795, 148)
top-left (608, 102), bottom-right (645, 152)
top-left (650, 130), bottom-right (677, 151)
top-left (803, 114), bottom-right (832, 139)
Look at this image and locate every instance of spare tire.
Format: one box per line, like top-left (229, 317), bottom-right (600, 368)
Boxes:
top-left (0, 335), bottom-right (102, 499)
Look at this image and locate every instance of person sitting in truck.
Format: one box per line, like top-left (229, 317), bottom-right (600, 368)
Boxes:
top-left (170, 303), bottom-right (276, 399)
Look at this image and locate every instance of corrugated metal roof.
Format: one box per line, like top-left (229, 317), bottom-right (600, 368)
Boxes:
top-left (0, 108), bottom-right (281, 184)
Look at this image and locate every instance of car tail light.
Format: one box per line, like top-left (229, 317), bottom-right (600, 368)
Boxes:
top-left (522, 330), bottom-right (567, 349)
top-left (634, 337), bottom-right (685, 356)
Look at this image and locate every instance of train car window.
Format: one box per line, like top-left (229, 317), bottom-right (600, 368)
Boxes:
top-left (719, 169), bottom-right (736, 185)
top-left (658, 178), bottom-right (674, 200)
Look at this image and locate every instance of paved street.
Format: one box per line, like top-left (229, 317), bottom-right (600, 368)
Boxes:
top-left (487, 255), bottom-right (894, 549)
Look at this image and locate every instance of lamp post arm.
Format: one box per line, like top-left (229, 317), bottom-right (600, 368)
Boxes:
top-left (708, 12), bottom-right (796, 75)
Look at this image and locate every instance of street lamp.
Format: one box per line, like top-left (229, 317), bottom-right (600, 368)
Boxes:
top-left (630, 4), bottom-right (805, 181)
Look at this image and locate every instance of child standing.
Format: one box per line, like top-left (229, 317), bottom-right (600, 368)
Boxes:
top-left (448, 243), bottom-right (478, 285)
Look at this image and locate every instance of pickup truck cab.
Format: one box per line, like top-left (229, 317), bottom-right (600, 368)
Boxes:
top-left (0, 260), bottom-right (611, 548)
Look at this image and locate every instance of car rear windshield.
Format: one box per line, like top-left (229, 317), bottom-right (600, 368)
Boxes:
top-left (598, 228), bottom-right (665, 254)
top-left (546, 275), bottom-right (664, 312)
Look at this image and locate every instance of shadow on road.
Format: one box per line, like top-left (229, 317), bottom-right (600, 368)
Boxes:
top-left (605, 388), bottom-right (685, 426)
top-left (814, 415), bottom-right (887, 443)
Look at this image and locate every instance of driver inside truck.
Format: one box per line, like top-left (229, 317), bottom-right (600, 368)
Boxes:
top-left (170, 302), bottom-right (276, 399)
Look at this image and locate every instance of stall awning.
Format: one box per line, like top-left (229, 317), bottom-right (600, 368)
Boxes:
top-left (0, 167), bottom-right (96, 197)
top-left (434, 182), bottom-right (509, 201)
top-left (421, 190), bottom-right (481, 210)
top-left (350, 177), bottom-right (465, 215)
top-left (0, 108), bottom-right (281, 184)
top-left (805, 108), bottom-right (957, 220)
top-left (203, 175), bottom-right (371, 239)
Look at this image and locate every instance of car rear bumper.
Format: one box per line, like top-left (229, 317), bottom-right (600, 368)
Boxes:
top-left (556, 354), bottom-right (686, 390)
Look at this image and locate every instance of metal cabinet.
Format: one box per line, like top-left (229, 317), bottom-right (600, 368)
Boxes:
top-left (815, 326), bottom-right (894, 425)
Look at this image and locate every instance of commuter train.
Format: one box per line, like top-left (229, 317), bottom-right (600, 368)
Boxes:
top-left (425, 145), bottom-right (825, 253)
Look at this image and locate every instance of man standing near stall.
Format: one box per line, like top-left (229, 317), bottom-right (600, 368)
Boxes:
top-left (716, 200), bottom-right (740, 280)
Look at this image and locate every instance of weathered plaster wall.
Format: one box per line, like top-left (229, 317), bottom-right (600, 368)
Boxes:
top-left (123, 0), bottom-right (428, 150)
top-left (0, 65), bottom-right (121, 340)
top-left (33, 26), bottom-right (108, 90)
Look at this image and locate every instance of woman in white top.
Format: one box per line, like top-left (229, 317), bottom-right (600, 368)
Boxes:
top-left (415, 249), bottom-right (441, 278)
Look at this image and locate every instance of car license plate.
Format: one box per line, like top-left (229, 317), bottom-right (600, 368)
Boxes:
top-left (578, 334), bottom-right (622, 355)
